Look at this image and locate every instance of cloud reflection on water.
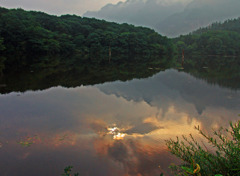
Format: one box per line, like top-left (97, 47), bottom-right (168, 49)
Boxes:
top-left (0, 69), bottom-right (239, 175)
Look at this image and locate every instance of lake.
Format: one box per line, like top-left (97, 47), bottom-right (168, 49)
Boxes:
top-left (0, 57), bottom-right (240, 176)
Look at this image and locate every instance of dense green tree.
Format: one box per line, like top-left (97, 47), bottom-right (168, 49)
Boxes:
top-left (0, 57), bottom-right (5, 74)
top-left (0, 37), bottom-right (5, 51)
top-left (0, 38), bottom-right (5, 74)
top-left (175, 18), bottom-right (240, 56)
top-left (0, 7), bottom-right (173, 73)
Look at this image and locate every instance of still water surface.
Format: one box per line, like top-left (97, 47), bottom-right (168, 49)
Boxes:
top-left (0, 69), bottom-right (239, 176)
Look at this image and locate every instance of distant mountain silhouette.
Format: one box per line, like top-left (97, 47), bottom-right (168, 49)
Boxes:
top-left (84, 0), bottom-right (240, 37)
top-left (157, 0), bottom-right (240, 37)
top-left (84, 0), bottom-right (188, 29)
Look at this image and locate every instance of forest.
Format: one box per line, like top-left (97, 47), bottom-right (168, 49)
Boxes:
top-left (175, 18), bottom-right (240, 56)
top-left (1, 7), bottom-right (240, 75)
top-left (0, 7), bottom-right (174, 74)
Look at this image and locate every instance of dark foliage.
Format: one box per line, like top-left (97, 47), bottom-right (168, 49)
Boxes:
top-left (0, 7), bottom-right (173, 73)
top-left (175, 18), bottom-right (240, 56)
top-left (166, 120), bottom-right (240, 176)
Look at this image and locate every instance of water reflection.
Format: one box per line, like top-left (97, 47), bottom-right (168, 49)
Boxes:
top-left (1, 56), bottom-right (240, 94)
top-left (183, 56), bottom-right (240, 90)
top-left (0, 58), bottom-right (166, 94)
top-left (0, 69), bottom-right (239, 175)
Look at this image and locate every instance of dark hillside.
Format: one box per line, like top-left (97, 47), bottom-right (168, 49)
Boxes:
top-left (0, 7), bottom-right (174, 73)
top-left (175, 18), bottom-right (240, 56)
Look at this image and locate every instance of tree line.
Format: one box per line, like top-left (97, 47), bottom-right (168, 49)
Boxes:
top-left (0, 7), bottom-right (240, 75)
top-left (175, 17), bottom-right (240, 56)
top-left (0, 7), bottom-right (174, 73)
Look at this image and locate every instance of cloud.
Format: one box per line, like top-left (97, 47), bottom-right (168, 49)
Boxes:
top-left (108, 141), bottom-right (129, 163)
top-left (102, 139), bottom-right (175, 176)
top-left (0, 0), bottom-right (126, 15)
top-left (125, 122), bottom-right (162, 135)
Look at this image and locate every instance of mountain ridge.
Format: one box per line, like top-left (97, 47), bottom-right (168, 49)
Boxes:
top-left (84, 0), bottom-right (188, 29)
top-left (84, 0), bottom-right (240, 37)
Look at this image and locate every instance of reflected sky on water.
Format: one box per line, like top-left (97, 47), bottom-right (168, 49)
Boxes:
top-left (0, 69), bottom-right (239, 176)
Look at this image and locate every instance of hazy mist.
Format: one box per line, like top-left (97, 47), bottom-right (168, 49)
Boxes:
top-left (84, 0), bottom-right (240, 37)
top-left (1, 0), bottom-right (240, 36)
top-left (0, 0), bottom-right (125, 15)
top-left (158, 0), bottom-right (240, 37)
top-left (84, 0), bottom-right (191, 28)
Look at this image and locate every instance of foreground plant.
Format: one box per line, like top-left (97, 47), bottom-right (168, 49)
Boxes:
top-left (166, 120), bottom-right (240, 176)
top-left (62, 166), bottom-right (79, 176)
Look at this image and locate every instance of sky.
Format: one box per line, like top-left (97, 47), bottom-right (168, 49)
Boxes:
top-left (0, 0), bottom-right (126, 16)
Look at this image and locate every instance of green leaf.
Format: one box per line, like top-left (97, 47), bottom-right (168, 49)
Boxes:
top-left (181, 166), bottom-right (194, 174)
